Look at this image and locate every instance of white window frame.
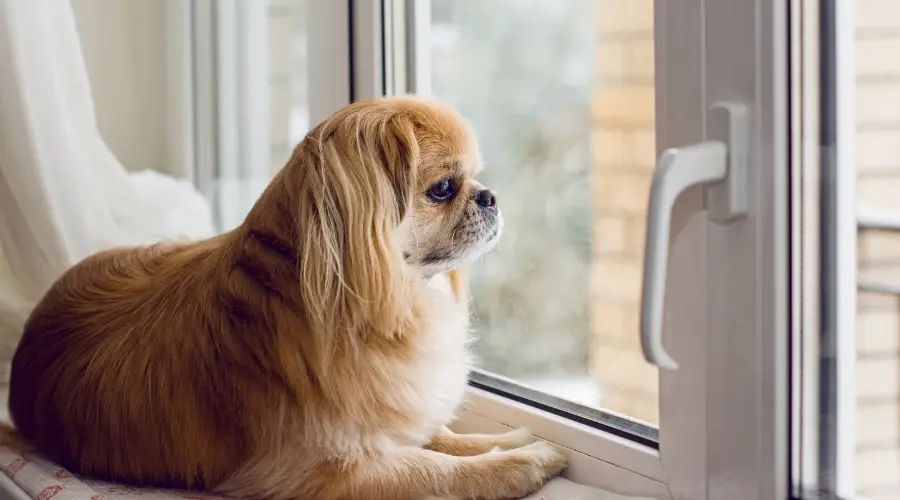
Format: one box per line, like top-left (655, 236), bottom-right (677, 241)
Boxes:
top-left (307, 1), bottom-right (352, 123)
top-left (178, 0), bottom-right (357, 230)
top-left (178, 0), bottom-right (272, 230)
top-left (163, 0), bottom-right (196, 183)
top-left (791, 0), bottom-right (857, 497)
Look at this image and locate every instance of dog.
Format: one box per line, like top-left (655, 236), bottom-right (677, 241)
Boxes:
top-left (4, 96), bottom-right (566, 500)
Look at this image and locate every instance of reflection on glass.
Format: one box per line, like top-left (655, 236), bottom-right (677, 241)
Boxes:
top-left (215, 0), bottom-right (310, 230)
top-left (429, 0), bottom-right (658, 425)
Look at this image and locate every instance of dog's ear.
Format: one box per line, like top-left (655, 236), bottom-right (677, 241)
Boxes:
top-left (294, 103), bottom-right (420, 341)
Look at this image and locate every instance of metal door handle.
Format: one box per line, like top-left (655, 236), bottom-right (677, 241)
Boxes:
top-left (640, 102), bottom-right (749, 370)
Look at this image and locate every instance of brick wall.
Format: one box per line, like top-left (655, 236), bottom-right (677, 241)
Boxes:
top-left (854, 0), bottom-right (900, 496)
top-left (72, 0), bottom-right (170, 174)
top-left (590, 0), bottom-right (658, 424)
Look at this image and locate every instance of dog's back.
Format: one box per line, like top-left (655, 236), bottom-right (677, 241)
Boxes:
top-left (7, 241), bottom-right (249, 489)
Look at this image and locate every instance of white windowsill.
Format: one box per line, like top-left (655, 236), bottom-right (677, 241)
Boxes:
top-left (522, 477), bottom-right (655, 499)
top-left (454, 387), bottom-right (669, 499)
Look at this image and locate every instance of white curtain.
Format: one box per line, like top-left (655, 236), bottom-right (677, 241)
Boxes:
top-left (0, 1), bottom-right (215, 380)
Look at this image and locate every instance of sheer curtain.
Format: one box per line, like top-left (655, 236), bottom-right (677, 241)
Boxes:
top-left (0, 0), bottom-right (214, 380)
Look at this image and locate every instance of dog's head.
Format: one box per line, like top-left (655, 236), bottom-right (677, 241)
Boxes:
top-left (285, 96), bottom-right (501, 337)
top-left (392, 101), bottom-right (502, 277)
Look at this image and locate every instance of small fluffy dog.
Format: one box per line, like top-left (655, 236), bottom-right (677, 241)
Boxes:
top-left (4, 97), bottom-right (566, 500)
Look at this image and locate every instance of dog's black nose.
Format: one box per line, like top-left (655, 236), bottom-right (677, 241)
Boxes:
top-left (475, 189), bottom-right (496, 208)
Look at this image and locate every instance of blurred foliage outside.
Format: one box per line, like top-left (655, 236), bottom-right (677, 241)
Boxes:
top-left (430, 0), bottom-right (596, 379)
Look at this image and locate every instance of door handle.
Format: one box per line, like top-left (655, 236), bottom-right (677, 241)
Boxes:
top-left (640, 102), bottom-right (749, 370)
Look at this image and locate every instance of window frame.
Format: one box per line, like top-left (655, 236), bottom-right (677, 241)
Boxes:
top-left (163, 0), bottom-right (196, 183)
top-left (183, 0), bottom-right (274, 230)
top-left (187, 0), bottom-right (356, 229)
top-left (791, 0), bottom-right (858, 497)
top-left (306, 1), bottom-right (353, 123)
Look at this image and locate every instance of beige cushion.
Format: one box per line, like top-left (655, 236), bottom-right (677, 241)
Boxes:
top-left (0, 448), bottom-right (656, 500)
top-left (0, 449), bottom-right (221, 500)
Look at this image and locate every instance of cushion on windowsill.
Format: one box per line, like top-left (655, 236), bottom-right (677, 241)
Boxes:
top-left (0, 448), bottom-right (220, 500)
top-left (0, 448), bottom-right (656, 500)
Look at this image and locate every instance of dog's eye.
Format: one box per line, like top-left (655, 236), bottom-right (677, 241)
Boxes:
top-left (426, 179), bottom-right (456, 202)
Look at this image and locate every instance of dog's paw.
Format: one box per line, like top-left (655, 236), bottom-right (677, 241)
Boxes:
top-left (495, 426), bottom-right (535, 450)
top-left (516, 441), bottom-right (567, 478)
top-left (486, 441), bottom-right (567, 499)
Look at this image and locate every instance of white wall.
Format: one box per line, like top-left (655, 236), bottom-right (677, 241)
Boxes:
top-left (71, 0), bottom-right (172, 175)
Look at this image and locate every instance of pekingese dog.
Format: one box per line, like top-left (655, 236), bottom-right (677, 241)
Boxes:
top-left (3, 96), bottom-right (566, 500)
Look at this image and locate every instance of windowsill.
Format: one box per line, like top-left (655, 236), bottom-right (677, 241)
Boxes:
top-left (454, 387), bottom-right (669, 499)
top-left (523, 477), bottom-right (653, 499)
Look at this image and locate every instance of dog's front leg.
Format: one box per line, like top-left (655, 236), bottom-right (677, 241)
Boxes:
top-left (332, 442), bottom-right (566, 500)
top-left (424, 426), bottom-right (534, 456)
top-left (219, 441), bottom-right (566, 500)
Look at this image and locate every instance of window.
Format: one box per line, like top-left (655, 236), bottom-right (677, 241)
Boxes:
top-left (189, 0), bottom-right (791, 497)
top-left (173, 0), bottom-right (895, 497)
top-left (190, 0), bottom-right (311, 231)
top-left (420, 0), bottom-right (661, 429)
top-left (387, 0), bottom-right (787, 497)
top-left (795, 0), bottom-right (900, 498)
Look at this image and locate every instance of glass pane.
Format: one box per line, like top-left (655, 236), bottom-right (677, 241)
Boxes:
top-left (806, 0), bottom-right (900, 497)
top-left (214, 0), bottom-right (310, 230)
top-left (267, 0), bottom-right (310, 185)
top-left (854, 1), bottom-right (900, 497)
top-left (429, 0), bottom-right (658, 425)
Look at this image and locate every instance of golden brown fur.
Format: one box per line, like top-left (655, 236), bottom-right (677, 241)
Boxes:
top-left (4, 97), bottom-right (565, 500)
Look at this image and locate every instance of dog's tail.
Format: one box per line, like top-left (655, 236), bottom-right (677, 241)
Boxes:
top-left (0, 421), bottom-right (32, 455)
